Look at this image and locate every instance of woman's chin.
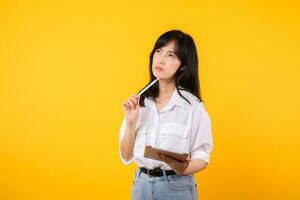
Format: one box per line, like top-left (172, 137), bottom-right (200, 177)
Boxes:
top-left (153, 73), bottom-right (162, 79)
top-left (153, 73), bottom-right (172, 80)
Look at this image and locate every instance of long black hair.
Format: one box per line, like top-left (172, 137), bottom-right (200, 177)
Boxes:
top-left (138, 29), bottom-right (203, 107)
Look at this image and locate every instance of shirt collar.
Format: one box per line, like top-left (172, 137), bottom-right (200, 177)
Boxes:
top-left (144, 87), bottom-right (186, 112)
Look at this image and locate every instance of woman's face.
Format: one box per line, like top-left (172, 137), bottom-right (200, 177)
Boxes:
top-left (152, 41), bottom-right (181, 80)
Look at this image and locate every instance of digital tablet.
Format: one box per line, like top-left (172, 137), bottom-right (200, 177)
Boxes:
top-left (144, 146), bottom-right (189, 162)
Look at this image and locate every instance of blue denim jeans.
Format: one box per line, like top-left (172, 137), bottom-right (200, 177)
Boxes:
top-left (131, 168), bottom-right (198, 200)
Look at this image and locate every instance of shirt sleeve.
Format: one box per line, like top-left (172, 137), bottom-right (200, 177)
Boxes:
top-left (119, 117), bottom-right (134, 165)
top-left (189, 103), bottom-right (214, 164)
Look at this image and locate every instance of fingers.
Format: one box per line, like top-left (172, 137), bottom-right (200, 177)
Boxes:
top-left (129, 95), bottom-right (139, 109)
top-left (130, 96), bottom-right (138, 105)
top-left (158, 154), bottom-right (176, 169)
top-left (158, 154), bottom-right (171, 163)
top-left (122, 101), bottom-right (130, 110)
top-left (122, 94), bottom-right (140, 110)
top-left (128, 98), bottom-right (135, 109)
top-left (159, 154), bottom-right (182, 164)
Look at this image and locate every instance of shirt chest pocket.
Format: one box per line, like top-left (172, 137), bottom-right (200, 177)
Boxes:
top-left (158, 122), bottom-right (188, 153)
top-left (133, 124), bottom-right (148, 157)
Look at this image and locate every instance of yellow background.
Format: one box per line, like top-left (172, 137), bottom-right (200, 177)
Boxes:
top-left (1, 0), bottom-right (299, 199)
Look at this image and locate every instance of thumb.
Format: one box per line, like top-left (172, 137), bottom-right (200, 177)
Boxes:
top-left (136, 96), bottom-right (140, 108)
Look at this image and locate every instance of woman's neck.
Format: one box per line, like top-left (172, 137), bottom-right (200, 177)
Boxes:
top-left (157, 78), bottom-right (175, 99)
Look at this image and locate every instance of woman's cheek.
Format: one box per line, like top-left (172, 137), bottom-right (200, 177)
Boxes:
top-left (167, 70), bottom-right (178, 78)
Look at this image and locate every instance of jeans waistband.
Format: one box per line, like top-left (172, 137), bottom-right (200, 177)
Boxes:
top-left (140, 167), bottom-right (177, 177)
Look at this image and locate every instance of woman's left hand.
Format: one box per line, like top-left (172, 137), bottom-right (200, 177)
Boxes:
top-left (157, 153), bottom-right (189, 176)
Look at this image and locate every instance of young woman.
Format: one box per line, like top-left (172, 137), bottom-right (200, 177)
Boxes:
top-left (119, 30), bottom-right (213, 200)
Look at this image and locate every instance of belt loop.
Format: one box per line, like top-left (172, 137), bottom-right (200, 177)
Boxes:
top-left (162, 169), bottom-right (167, 179)
top-left (137, 168), bottom-right (142, 178)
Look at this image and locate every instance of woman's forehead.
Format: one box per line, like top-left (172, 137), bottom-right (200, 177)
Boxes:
top-left (161, 41), bottom-right (176, 51)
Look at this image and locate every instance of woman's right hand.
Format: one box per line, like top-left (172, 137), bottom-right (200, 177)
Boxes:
top-left (122, 94), bottom-right (140, 126)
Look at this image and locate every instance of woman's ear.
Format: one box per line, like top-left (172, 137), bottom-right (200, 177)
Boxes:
top-left (179, 66), bottom-right (185, 71)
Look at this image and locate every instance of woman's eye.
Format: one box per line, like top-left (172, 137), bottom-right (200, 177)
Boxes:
top-left (168, 53), bottom-right (175, 57)
top-left (156, 49), bottom-right (161, 53)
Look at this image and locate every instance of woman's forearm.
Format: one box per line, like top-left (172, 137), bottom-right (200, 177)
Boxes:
top-left (182, 159), bottom-right (208, 175)
top-left (120, 123), bottom-right (136, 161)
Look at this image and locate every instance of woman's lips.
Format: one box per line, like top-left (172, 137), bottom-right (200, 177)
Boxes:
top-left (154, 66), bottom-right (164, 71)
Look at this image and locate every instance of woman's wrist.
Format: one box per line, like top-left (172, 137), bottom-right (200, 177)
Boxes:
top-left (126, 121), bottom-right (136, 130)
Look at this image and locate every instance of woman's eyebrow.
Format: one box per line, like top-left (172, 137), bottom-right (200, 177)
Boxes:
top-left (168, 51), bottom-right (176, 53)
top-left (160, 48), bottom-right (176, 53)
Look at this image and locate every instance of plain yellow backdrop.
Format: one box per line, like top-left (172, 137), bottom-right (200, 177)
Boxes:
top-left (1, 0), bottom-right (299, 199)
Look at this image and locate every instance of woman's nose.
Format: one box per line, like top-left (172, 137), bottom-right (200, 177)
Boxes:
top-left (158, 55), bottom-right (166, 64)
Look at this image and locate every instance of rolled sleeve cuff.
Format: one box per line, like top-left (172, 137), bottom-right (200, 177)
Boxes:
top-left (190, 151), bottom-right (210, 164)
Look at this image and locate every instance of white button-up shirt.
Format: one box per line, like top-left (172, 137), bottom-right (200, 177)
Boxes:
top-left (119, 87), bottom-right (214, 170)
